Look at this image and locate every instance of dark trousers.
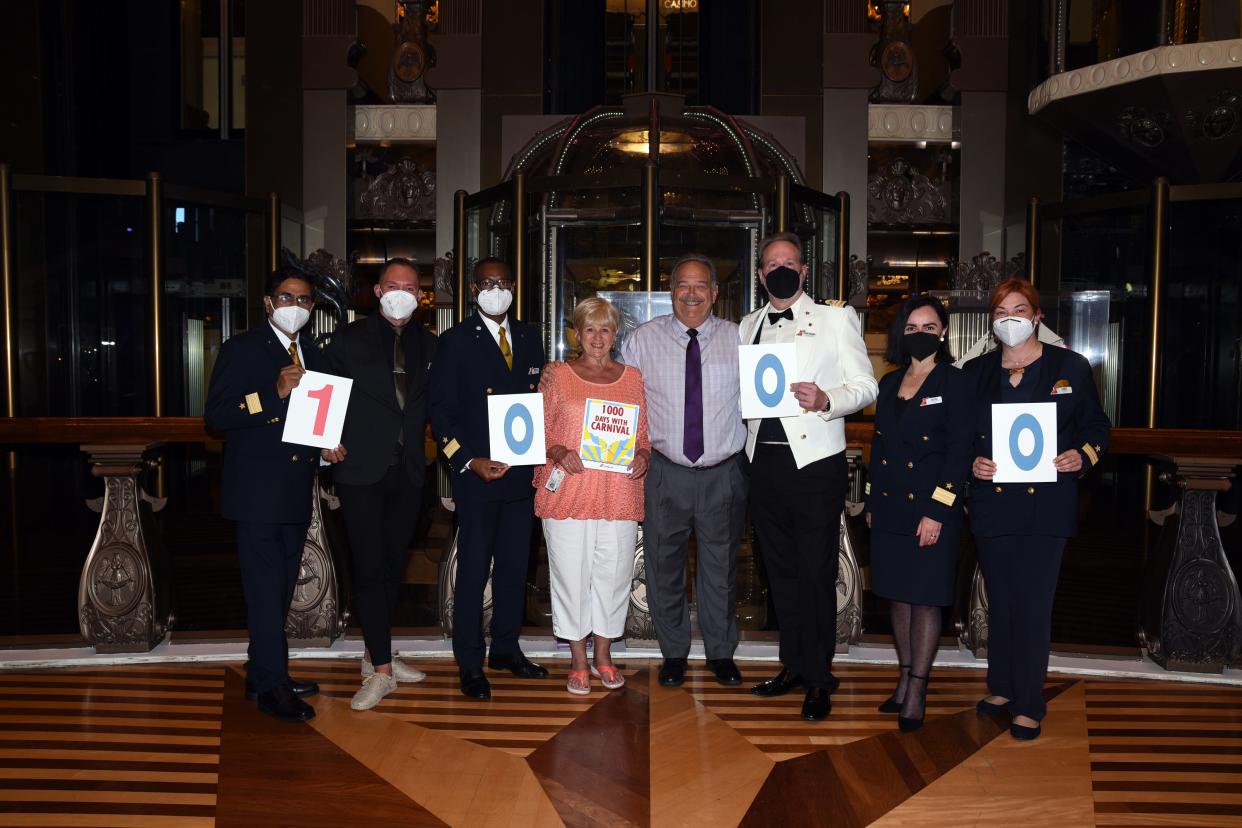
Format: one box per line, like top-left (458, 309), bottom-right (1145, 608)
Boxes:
top-left (642, 452), bottom-right (746, 660)
top-left (235, 521), bottom-right (309, 693)
top-left (750, 445), bottom-right (847, 690)
top-left (976, 535), bottom-right (1066, 721)
top-left (452, 496), bottom-right (534, 670)
top-left (337, 464), bottom-right (423, 667)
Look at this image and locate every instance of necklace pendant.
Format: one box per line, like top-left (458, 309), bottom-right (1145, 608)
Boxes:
top-left (1008, 366), bottom-right (1024, 376)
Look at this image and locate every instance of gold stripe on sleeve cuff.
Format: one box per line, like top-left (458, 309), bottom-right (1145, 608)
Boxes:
top-left (932, 487), bottom-right (956, 507)
top-left (245, 392), bottom-right (263, 415)
top-left (865, 481), bottom-right (871, 496)
top-left (1082, 443), bottom-right (1099, 466)
top-left (444, 438), bottom-right (461, 459)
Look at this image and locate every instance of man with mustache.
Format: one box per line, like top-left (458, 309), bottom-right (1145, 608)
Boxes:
top-left (620, 254), bottom-right (748, 688)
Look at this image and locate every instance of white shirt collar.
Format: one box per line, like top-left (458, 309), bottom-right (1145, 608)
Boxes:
top-left (268, 320), bottom-right (304, 359)
top-left (479, 313), bottom-right (509, 343)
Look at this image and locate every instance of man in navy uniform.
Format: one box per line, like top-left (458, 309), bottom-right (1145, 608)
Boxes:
top-left (204, 268), bottom-right (322, 722)
top-left (320, 257), bottom-right (436, 711)
top-left (429, 257), bottom-right (549, 700)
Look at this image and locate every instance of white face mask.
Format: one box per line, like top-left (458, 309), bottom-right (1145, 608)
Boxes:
top-left (992, 315), bottom-right (1035, 348)
top-left (379, 289), bottom-right (418, 321)
top-left (270, 304), bottom-right (311, 336)
top-left (477, 287), bottom-right (513, 316)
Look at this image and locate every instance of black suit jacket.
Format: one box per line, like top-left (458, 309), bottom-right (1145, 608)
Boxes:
top-left (865, 362), bottom-right (974, 533)
top-left (204, 323), bottom-right (321, 524)
top-left (964, 345), bottom-right (1111, 538)
top-left (321, 313), bottom-right (437, 486)
top-left (428, 312), bottom-right (546, 504)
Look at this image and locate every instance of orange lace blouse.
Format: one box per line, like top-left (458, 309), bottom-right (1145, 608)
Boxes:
top-left (532, 361), bottom-right (650, 521)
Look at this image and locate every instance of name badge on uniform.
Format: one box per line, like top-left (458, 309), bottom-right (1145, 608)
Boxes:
top-left (1051, 386), bottom-right (1073, 395)
top-left (920, 396), bottom-right (943, 407)
top-left (528, 366), bottom-right (540, 375)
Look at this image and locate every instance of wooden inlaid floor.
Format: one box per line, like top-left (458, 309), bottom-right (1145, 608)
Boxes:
top-left (0, 658), bottom-right (1240, 826)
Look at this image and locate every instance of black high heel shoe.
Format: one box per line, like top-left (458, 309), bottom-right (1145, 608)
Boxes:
top-left (897, 673), bottom-right (928, 733)
top-left (878, 663), bottom-right (910, 714)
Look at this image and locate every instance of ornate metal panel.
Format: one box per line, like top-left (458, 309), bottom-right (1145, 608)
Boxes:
top-left (285, 480), bottom-right (348, 647)
top-left (625, 526), bottom-right (655, 641)
top-left (1142, 462), bottom-right (1242, 672)
top-left (836, 511), bottom-right (864, 651)
top-left (957, 563), bottom-right (989, 658)
top-left (438, 528), bottom-right (494, 639)
top-left (77, 446), bottom-right (171, 653)
top-left (867, 159), bottom-right (951, 225)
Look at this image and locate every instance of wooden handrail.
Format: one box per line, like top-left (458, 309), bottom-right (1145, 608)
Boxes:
top-left (0, 418), bottom-right (1239, 459)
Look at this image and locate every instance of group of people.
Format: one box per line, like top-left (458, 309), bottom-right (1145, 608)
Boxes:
top-left (205, 232), bottom-right (1109, 741)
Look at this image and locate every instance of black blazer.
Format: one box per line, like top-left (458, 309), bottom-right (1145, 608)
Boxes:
top-left (428, 312), bottom-right (546, 504)
top-left (321, 313), bottom-right (437, 487)
top-left (865, 362), bottom-right (974, 533)
top-left (964, 345), bottom-right (1111, 538)
top-left (204, 323), bottom-right (322, 524)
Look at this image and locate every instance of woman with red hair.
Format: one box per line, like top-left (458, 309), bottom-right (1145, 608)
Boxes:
top-left (965, 278), bottom-right (1110, 740)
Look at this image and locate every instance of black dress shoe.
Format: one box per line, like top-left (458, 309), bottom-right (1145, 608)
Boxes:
top-left (487, 653), bottom-right (549, 679)
top-left (976, 697), bottom-right (1008, 716)
top-left (460, 668), bottom-right (492, 700)
top-left (245, 678), bottom-right (320, 702)
top-left (751, 667), bottom-right (804, 697)
top-left (706, 658), bottom-right (742, 686)
top-left (658, 658), bottom-right (687, 687)
top-left (256, 685), bottom-right (316, 723)
top-left (801, 687), bottom-right (832, 721)
top-left (1010, 721), bottom-right (1041, 740)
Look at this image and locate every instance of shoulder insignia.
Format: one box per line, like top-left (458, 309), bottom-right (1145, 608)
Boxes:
top-left (816, 299), bottom-right (848, 308)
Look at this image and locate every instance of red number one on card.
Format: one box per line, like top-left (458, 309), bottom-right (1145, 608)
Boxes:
top-left (307, 384), bottom-right (334, 436)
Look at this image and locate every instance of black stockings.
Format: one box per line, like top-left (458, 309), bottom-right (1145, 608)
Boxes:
top-left (888, 601), bottom-right (942, 719)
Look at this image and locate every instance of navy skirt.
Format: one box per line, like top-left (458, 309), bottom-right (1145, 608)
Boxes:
top-left (870, 524), bottom-right (960, 607)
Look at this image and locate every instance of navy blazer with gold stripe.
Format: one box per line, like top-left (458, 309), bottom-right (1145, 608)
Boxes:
top-left (865, 362), bottom-right (975, 533)
top-left (964, 345), bottom-right (1111, 538)
top-left (428, 312), bottom-right (546, 504)
top-left (204, 322), bottom-right (322, 524)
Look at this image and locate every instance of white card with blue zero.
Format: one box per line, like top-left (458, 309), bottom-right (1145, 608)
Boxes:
top-left (487, 393), bottom-right (547, 466)
top-left (739, 343), bottom-right (800, 419)
top-left (991, 402), bottom-right (1057, 483)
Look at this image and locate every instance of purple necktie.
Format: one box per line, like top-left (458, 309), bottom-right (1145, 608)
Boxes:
top-left (683, 328), bottom-right (704, 463)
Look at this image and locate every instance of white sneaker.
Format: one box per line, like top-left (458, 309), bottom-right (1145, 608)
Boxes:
top-left (361, 656), bottom-right (427, 684)
top-left (350, 673), bottom-right (398, 711)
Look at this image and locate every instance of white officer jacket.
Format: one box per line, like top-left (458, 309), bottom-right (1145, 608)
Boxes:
top-left (738, 293), bottom-right (878, 469)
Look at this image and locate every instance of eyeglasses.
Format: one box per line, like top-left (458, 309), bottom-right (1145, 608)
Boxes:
top-left (475, 278), bottom-right (514, 291)
top-left (272, 293), bottom-right (316, 308)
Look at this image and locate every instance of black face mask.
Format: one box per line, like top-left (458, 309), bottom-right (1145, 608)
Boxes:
top-left (764, 266), bottom-right (801, 301)
top-left (904, 331), bottom-right (942, 361)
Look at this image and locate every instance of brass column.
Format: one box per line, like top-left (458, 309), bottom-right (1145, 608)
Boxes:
top-left (453, 189), bottom-right (467, 322)
top-left (267, 192), bottom-right (281, 273)
top-left (1147, 177), bottom-right (1168, 429)
top-left (836, 191), bottom-right (850, 301)
top-left (775, 174), bottom-right (789, 233)
top-left (147, 172), bottom-right (164, 417)
top-left (1144, 177), bottom-right (1170, 538)
top-left (512, 173), bottom-right (527, 321)
top-left (642, 161), bottom-right (658, 291)
top-left (0, 164), bottom-right (14, 418)
top-left (1025, 196), bottom-right (1040, 287)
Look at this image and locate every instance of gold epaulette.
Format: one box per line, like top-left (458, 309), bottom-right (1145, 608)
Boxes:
top-left (817, 299), bottom-right (848, 308)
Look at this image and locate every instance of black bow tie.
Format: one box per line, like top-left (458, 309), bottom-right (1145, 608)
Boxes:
top-left (768, 308), bottom-right (793, 325)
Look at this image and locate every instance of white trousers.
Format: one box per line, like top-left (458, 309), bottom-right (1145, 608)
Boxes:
top-left (542, 517), bottom-right (638, 641)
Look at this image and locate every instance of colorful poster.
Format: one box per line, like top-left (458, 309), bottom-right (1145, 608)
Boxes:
top-left (579, 398), bottom-right (640, 473)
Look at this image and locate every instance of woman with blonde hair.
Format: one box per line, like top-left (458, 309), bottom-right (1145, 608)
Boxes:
top-left (535, 297), bottom-right (651, 694)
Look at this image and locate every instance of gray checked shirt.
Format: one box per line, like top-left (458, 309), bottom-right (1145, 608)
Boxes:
top-left (621, 313), bottom-right (746, 467)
